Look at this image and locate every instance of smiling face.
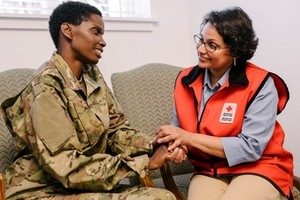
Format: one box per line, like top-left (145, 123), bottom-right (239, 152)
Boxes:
top-left (69, 14), bottom-right (106, 66)
top-left (197, 22), bottom-right (233, 74)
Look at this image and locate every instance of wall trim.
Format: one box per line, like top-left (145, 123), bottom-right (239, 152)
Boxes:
top-left (0, 14), bottom-right (157, 32)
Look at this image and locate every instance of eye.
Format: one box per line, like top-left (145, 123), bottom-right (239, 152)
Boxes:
top-left (92, 28), bottom-right (101, 35)
top-left (207, 42), bottom-right (218, 51)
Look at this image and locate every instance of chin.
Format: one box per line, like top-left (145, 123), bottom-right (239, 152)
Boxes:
top-left (89, 59), bottom-right (100, 65)
top-left (198, 62), bottom-right (210, 69)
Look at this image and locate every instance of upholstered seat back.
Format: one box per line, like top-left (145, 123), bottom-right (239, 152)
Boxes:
top-left (111, 63), bottom-right (193, 179)
top-left (111, 63), bottom-right (181, 137)
top-left (0, 68), bottom-right (35, 173)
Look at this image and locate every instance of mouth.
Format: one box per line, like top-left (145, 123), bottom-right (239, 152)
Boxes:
top-left (94, 48), bottom-right (103, 58)
top-left (199, 57), bottom-right (209, 62)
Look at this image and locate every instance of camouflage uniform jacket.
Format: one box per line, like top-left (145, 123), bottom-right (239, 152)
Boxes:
top-left (2, 52), bottom-right (153, 199)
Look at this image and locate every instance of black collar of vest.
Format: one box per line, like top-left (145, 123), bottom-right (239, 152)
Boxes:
top-left (182, 60), bottom-right (249, 87)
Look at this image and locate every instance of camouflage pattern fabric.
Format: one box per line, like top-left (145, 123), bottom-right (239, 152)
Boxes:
top-left (1, 52), bottom-right (175, 200)
top-left (7, 186), bottom-right (175, 200)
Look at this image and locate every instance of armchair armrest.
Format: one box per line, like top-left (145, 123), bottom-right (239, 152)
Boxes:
top-left (0, 173), bottom-right (5, 200)
top-left (139, 174), bottom-right (155, 187)
top-left (160, 163), bottom-right (186, 200)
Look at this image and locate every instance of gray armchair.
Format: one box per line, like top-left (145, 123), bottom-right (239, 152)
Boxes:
top-left (0, 68), bottom-right (35, 171)
top-left (111, 63), bottom-right (300, 200)
top-left (0, 68), bottom-right (35, 200)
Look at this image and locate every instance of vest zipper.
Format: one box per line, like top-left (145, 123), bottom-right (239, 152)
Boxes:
top-left (212, 166), bottom-right (219, 178)
top-left (197, 91), bottom-right (218, 129)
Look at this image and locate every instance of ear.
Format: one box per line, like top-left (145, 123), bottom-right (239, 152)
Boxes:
top-left (60, 22), bottom-right (73, 40)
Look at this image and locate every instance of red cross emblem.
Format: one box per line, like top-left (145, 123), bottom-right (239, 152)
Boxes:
top-left (226, 106), bottom-right (232, 112)
top-left (220, 103), bottom-right (237, 123)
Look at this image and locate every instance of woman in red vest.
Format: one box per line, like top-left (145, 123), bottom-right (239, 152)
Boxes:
top-left (156, 7), bottom-right (293, 200)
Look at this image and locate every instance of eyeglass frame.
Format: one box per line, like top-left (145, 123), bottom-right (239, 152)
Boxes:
top-left (193, 34), bottom-right (229, 53)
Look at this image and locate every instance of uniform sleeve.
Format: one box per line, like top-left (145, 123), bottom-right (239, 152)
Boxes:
top-left (221, 77), bottom-right (278, 166)
top-left (28, 85), bottom-right (149, 191)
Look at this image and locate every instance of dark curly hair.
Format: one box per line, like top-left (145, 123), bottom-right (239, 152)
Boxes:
top-left (201, 7), bottom-right (258, 61)
top-left (49, 1), bottom-right (102, 49)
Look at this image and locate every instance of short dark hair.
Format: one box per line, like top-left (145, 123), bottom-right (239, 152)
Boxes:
top-left (201, 7), bottom-right (258, 61)
top-left (49, 1), bottom-right (102, 49)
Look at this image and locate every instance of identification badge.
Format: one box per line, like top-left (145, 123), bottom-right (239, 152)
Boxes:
top-left (219, 103), bottom-right (237, 123)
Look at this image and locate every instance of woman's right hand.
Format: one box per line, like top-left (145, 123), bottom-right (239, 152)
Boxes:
top-left (156, 125), bottom-right (190, 152)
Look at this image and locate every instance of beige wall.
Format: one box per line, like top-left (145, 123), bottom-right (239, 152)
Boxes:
top-left (0, 0), bottom-right (193, 86)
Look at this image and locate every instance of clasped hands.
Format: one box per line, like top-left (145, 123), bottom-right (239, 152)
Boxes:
top-left (148, 125), bottom-right (189, 170)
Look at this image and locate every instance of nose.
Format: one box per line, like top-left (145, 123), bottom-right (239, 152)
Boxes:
top-left (196, 43), bottom-right (206, 54)
top-left (99, 35), bottom-right (106, 47)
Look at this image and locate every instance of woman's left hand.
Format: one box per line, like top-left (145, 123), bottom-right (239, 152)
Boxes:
top-left (166, 145), bottom-right (187, 163)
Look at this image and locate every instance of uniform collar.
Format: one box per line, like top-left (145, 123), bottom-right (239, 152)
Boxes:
top-left (50, 52), bottom-right (80, 90)
top-left (82, 66), bottom-right (102, 97)
top-left (51, 52), bottom-right (100, 96)
top-left (203, 68), bottom-right (230, 90)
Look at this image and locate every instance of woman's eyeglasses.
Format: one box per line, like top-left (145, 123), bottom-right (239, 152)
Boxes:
top-left (193, 34), bottom-right (228, 53)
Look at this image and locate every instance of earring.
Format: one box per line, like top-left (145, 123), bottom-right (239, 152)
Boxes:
top-left (233, 58), bottom-right (237, 67)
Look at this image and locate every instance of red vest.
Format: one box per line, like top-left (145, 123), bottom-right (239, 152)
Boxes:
top-left (174, 62), bottom-right (293, 197)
